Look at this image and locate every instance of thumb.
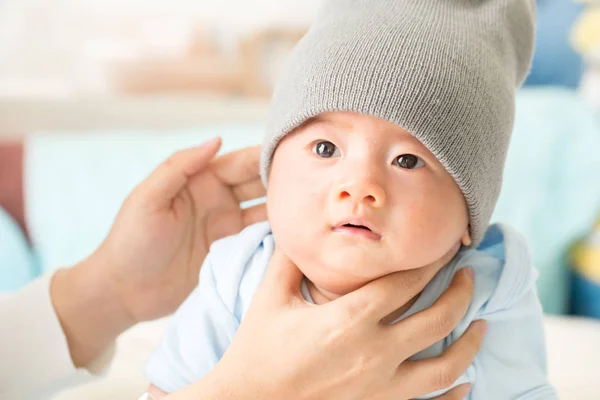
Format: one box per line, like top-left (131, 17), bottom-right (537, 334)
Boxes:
top-left (262, 248), bottom-right (304, 301)
top-left (136, 137), bottom-right (222, 210)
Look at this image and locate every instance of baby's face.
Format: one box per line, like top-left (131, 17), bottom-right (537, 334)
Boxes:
top-left (267, 112), bottom-right (470, 298)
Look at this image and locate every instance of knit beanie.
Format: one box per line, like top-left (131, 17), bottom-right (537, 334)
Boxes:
top-left (260, 0), bottom-right (536, 246)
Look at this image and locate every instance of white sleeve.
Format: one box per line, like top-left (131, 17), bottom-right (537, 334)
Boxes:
top-left (0, 273), bottom-right (115, 400)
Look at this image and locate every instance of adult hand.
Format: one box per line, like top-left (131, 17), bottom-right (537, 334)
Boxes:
top-left (53, 138), bottom-right (267, 367)
top-left (168, 249), bottom-right (485, 400)
top-left (97, 137), bottom-right (267, 323)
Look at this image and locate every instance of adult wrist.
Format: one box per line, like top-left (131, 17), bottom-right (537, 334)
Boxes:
top-left (165, 368), bottom-right (273, 400)
top-left (50, 254), bottom-right (136, 367)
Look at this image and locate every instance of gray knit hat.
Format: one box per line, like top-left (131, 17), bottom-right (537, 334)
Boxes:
top-left (260, 0), bottom-right (536, 246)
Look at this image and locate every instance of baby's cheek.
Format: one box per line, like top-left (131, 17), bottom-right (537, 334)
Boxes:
top-left (387, 201), bottom-right (455, 265)
top-left (269, 200), bottom-right (315, 258)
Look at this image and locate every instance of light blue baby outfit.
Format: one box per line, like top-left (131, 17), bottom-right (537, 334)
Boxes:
top-left (145, 221), bottom-right (557, 399)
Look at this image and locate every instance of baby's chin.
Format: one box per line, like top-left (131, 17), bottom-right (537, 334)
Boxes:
top-left (308, 274), bottom-right (369, 300)
top-left (292, 245), bottom-right (462, 302)
top-left (299, 257), bottom-right (393, 301)
top-left (286, 247), bottom-right (409, 293)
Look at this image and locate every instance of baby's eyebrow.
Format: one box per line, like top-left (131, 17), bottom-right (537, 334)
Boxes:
top-left (306, 116), bottom-right (330, 127)
top-left (307, 115), bottom-right (353, 131)
top-left (394, 134), bottom-right (429, 149)
top-left (299, 117), bottom-right (334, 133)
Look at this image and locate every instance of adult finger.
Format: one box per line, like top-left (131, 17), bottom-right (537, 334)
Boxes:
top-left (211, 145), bottom-right (262, 185)
top-left (260, 248), bottom-right (304, 302)
top-left (388, 268), bottom-right (475, 357)
top-left (202, 204), bottom-right (267, 247)
top-left (136, 138), bottom-right (222, 209)
top-left (394, 320), bottom-right (487, 399)
top-left (233, 178), bottom-right (266, 202)
top-left (241, 203), bottom-right (268, 227)
top-left (334, 262), bottom-right (442, 323)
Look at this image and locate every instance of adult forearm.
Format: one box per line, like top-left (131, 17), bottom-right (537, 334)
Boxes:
top-left (50, 255), bottom-right (136, 367)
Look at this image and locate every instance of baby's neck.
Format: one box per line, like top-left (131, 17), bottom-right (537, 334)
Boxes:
top-left (306, 280), bottom-right (420, 323)
top-left (305, 281), bottom-right (341, 304)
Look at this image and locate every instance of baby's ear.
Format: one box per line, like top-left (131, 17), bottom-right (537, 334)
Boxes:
top-left (461, 228), bottom-right (472, 247)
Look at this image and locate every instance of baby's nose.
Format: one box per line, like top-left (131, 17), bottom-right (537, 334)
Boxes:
top-left (336, 177), bottom-right (386, 208)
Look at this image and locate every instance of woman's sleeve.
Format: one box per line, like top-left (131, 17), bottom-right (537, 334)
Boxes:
top-left (0, 273), bottom-right (115, 399)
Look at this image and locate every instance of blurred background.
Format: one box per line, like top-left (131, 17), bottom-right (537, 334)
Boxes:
top-left (0, 0), bottom-right (600, 399)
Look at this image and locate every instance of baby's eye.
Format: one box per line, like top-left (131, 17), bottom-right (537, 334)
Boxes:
top-left (312, 141), bottom-right (340, 158)
top-left (393, 154), bottom-right (425, 170)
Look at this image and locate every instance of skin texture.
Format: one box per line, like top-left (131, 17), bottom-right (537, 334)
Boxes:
top-left (268, 111), bottom-right (471, 303)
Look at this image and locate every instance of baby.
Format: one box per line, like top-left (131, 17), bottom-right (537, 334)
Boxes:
top-left (145, 0), bottom-right (557, 398)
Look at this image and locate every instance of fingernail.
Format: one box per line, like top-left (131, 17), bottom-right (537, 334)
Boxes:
top-left (473, 319), bottom-right (488, 334)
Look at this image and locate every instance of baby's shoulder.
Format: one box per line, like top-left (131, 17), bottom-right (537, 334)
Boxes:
top-left (205, 221), bottom-right (275, 319)
top-left (439, 223), bottom-right (538, 314)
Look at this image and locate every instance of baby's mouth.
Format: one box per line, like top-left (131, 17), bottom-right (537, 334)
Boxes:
top-left (332, 220), bottom-right (382, 240)
top-left (343, 223), bottom-right (372, 231)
